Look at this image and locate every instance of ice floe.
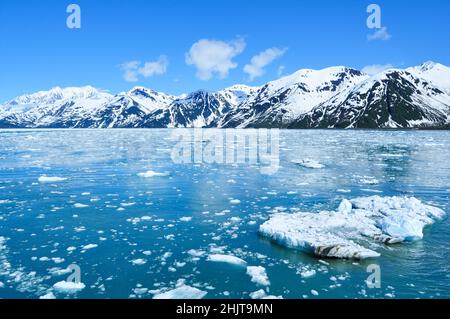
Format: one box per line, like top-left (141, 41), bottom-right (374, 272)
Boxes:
top-left (153, 285), bottom-right (207, 299)
top-left (38, 176), bottom-right (67, 183)
top-left (291, 159), bottom-right (325, 169)
top-left (249, 289), bottom-right (283, 299)
top-left (206, 254), bottom-right (247, 267)
top-left (259, 196), bottom-right (445, 259)
top-left (131, 258), bottom-right (147, 266)
top-left (137, 170), bottom-right (169, 178)
top-left (53, 281), bottom-right (86, 293)
top-left (40, 292), bottom-right (56, 299)
top-left (81, 244), bottom-right (98, 250)
top-left (246, 266), bottom-right (270, 286)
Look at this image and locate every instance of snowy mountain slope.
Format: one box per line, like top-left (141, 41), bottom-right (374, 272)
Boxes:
top-left (140, 86), bottom-right (258, 128)
top-left (1, 62), bottom-right (449, 129)
top-left (407, 61), bottom-right (450, 93)
top-left (85, 87), bottom-right (177, 128)
top-left (0, 86), bottom-right (113, 128)
top-left (290, 67), bottom-right (450, 129)
top-left (218, 67), bottom-right (369, 128)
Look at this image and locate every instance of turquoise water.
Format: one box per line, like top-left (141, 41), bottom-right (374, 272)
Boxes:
top-left (0, 129), bottom-right (449, 299)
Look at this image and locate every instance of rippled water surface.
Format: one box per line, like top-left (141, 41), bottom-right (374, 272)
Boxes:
top-left (0, 129), bottom-right (449, 299)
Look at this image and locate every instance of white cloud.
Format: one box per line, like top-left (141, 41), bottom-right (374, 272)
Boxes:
top-left (362, 64), bottom-right (393, 75)
top-left (244, 48), bottom-right (287, 81)
top-left (121, 56), bottom-right (168, 82)
top-left (185, 37), bottom-right (246, 80)
top-left (277, 65), bottom-right (286, 78)
top-left (367, 27), bottom-right (392, 41)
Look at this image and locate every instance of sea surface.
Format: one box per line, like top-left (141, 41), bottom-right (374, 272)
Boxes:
top-left (0, 129), bottom-right (449, 299)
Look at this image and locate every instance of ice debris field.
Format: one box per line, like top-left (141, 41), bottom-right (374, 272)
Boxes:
top-left (0, 129), bottom-right (449, 299)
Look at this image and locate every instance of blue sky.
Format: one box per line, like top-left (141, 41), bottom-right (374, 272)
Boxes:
top-left (1, 0), bottom-right (449, 101)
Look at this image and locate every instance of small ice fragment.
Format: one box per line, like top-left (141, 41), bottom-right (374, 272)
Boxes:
top-left (38, 176), bottom-right (67, 183)
top-left (74, 203), bottom-right (88, 208)
top-left (153, 285), bottom-right (207, 299)
top-left (131, 259), bottom-right (147, 266)
top-left (206, 254), bottom-right (247, 267)
top-left (40, 292), bottom-right (56, 299)
top-left (291, 159), bottom-right (325, 169)
top-left (137, 170), bottom-right (169, 178)
top-left (82, 244), bottom-right (98, 250)
top-left (53, 281), bottom-right (86, 293)
top-left (246, 266), bottom-right (270, 286)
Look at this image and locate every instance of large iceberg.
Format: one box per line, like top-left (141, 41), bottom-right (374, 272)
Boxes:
top-left (259, 196), bottom-right (445, 259)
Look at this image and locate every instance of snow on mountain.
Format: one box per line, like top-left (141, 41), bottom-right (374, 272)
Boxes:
top-left (291, 67), bottom-right (450, 128)
top-left (407, 61), bottom-right (450, 92)
top-left (141, 86), bottom-right (257, 128)
top-left (0, 86), bottom-right (113, 128)
top-left (1, 62), bottom-right (449, 129)
top-left (218, 66), bottom-right (369, 128)
top-left (87, 87), bottom-right (177, 128)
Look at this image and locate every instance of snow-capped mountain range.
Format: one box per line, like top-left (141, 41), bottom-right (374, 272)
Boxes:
top-left (1, 61), bottom-right (449, 129)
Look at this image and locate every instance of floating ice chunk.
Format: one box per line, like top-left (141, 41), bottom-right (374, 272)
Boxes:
top-left (229, 199), bottom-right (241, 205)
top-left (82, 244), bottom-right (98, 250)
top-left (153, 285), bottom-right (207, 299)
top-left (53, 281), bottom-right (86, 293)
top-left (179, 216), bottom-right (192, 222)
top-left (259, 196), bottom-right (445, 259)
top-left (291, 159), bottom-right (325, 169)
top-left (351, 196), bottom-right (445, 241)
top-left (311, 289), bottom-right (319, 296)
top-left (187, 249), bottom-right (205, 257)
top-left (260, 211), bottom-right (380, 259)
top-left (40, 292), bottom-right (56, 299)
top-left (300, 269), bottom-right (316, 278)
top-left (131, 258), bottom-right (147, 266)
top-left (74, 203), bottom-right (88, 208)
top-left (137, 170), bottom-right (169, 178)
top-left (246, 266), bottom-right (270, 286)
top-left (249, 289), bottom-right (283, 299)
top-left (38, 176), bottom-right (67, 183)
top-left (338, 199), bottom-right (352, 215)
top-left (359, 177), bottom-right (379, 185)
top-left (206, 254), bottom-right (247, 267)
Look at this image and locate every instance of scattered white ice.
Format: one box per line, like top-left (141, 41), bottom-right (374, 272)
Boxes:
top-left (153, 285), bottom-right (207, 299)
top-left (38, 176), bottom-right (67, 183)
top-left (137, 170), bottom-right (169, 178)
top-left (246, 266), bottom-right (270, 286)
top-left (53, 281), bottom-right (86, 293)
top-left (291, 159), bottom-right (325, 169)
top-left (259, 196), bottom-right (445, 259)
top-left (206, 254), bottom-right (247, 267)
